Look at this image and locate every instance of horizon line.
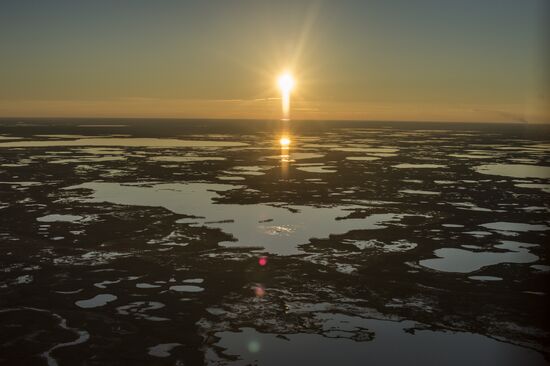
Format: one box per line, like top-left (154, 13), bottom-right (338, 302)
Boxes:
top-left (0, 116), bottom-right (544, 125)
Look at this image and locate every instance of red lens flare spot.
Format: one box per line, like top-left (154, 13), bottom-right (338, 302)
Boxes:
top-left (258, 257), bottom-right (268, 266)
top-left (253, 285), bottom-right (266, 297)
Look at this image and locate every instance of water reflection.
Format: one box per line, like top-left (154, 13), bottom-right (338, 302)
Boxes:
top-left (279, 131), bottom-right (291, 180)
top-left (66, 181), bottom-right (410, 255)
top-left (209, 313), bottom-right (548, 366)
top-left (420, 240), bottom-right (539, 273)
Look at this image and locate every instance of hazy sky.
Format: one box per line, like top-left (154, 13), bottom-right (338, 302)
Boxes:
top-left (0, 0), bottom-right (548, 122)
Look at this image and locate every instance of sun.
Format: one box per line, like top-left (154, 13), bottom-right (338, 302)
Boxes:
top-left (277, 72), bottom-right (295, 94)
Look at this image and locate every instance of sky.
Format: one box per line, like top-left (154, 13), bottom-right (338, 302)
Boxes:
top-left (0, 0), bottom-right (548, 123)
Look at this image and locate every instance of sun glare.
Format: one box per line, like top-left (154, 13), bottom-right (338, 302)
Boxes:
top-left (277, 72), bottom-right (295, 94)
top-left (279, 137), bottom-right (291, 148)
top-left (277, 72), bottom-right (295, 120)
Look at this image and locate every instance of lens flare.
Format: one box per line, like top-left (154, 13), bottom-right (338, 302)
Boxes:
top-left (247, 340), bottom-right (261, 353)
top-left (253, 284), bottom-right (266, 297)
top-left (277, 72), bottom-right (295, 121)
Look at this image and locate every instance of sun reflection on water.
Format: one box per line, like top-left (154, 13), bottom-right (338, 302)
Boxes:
top-left (279, 134), bottom-right (291, 179)
top-left (279, 137), bottom-right (291, 148)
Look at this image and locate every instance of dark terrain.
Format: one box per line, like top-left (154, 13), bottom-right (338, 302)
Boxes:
top-left (0, 118), bottom-right (549, 365)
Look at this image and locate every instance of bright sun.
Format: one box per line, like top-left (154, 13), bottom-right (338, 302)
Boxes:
top-left (277, 72), bottom-right (295, 93)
